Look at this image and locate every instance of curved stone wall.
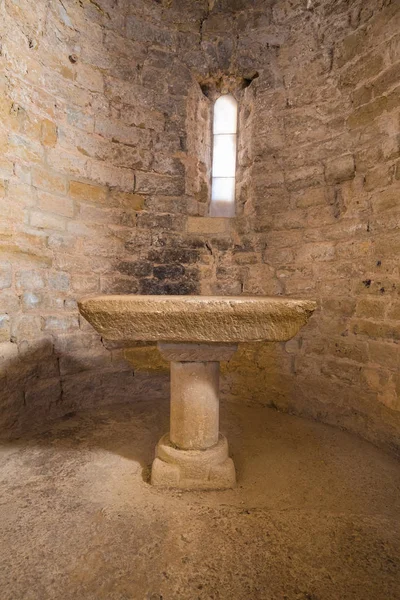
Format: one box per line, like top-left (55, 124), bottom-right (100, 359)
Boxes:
top-left (1, 0), bottom-right (399, 453)
top-left (220, 0), bottom-right (400, 454)
top-left (0, 0), bottom-right (203, 432)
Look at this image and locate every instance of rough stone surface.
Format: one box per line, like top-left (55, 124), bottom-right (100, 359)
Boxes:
top-left (78, 295), bottom-right (317, 343)
top-left (152, 433), bottom-right (236, 490)
top-left (169, 359), bottom-right (220, 451)
top-left (159, 342), bottom-right (237, 362)
top-left (0, 0), bottom-right (400, 456)
top-left (153, 341), bottom-right (238, 488)
top-left (1, 400), bottom-right (400, 599)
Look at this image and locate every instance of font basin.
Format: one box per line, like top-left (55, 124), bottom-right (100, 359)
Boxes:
top-left (78, 295), bottom-right (317, 344)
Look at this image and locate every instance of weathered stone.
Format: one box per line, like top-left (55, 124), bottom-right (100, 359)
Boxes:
top-left (69, 180), bottom-right (107, 204)
top-left (48, 271), bottom-right (70, 291)
top-left (0, 315), bottom-right (11, 342)
top-left (79, 295), bottom-right (317, 344)
top-left (41, 119), bottom-right (57, 147)
top-left (325, 155), bottom-right (355, 185)
top-left (285, 165), bottom-right (325, 191)
top-left (37, 191), bottom-right (74, 217)
top-left (124, 346), bottom-right (169, 372)
top-left (32, 167), bottom-right (67, 194)
top-left (135, 172), bottom-right (184, 196)
top-left (356, 297), bottom-right (386, 319)
top-left (339, 52), bottom-right (385, 89)
top-left (0, 262), bottom-right (12, 289)
top-left (30, 210), bottom-right (66, 231)
top-left (347, 97), bottom-right (388, 129)
top-left (187, 217), bottom-right (229, 234)
top-left (16, 270), bottom-right (45, 291)
top-left (108, 191), bottom-right (145, 210)
top-left (42, 316), bottom-right (79, 333)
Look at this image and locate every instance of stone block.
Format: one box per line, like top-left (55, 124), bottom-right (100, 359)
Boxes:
top-left (396, 162), bottom-right (400, 181)
top-left (158, 343), bottom-right (237, 362)
top-left (353, 319), bottom-right (400, 341)
top-left (37, 191), bottom-right (74, 217)
top-left (94, 117), bottom-right (152, 148)
top-left (135, 172), bottom-right (184, 196)
top-left (371, 188), bottom-right (399, 213)
top-left (59, 350), bottom-right (111, 376)
top-left (87, 160), bottom-right (135, 191)
top-left (66, 108), bottom-right (95, 133)
top-left (124, 346), bottom-right (169, 372)
top-left (387, 85), bottom-right (400, 113)
top-left (368, 340), bottom-right (399, 371)
top-left (0, 340), bottom-right (19, 364)
top-left (71, 274), bottom-right (100, 294)
top-left (347, 97), bottom-right (387, 129)
top-left (20, 292), bottom-right (42, 311)
top-left (319, 358), bottom-right (362, 386)
top-left (11, 315), bottom-right (42, 340)
top-left (48, 271), bottom-right (70, 291)
top-left (30, 210), bottom-right (66, 231)
top-left (372, 62), bottom-right (400, 99)
top-left (47, 148), bottom-right (88, 178)
top-left (53, 332), bottom-right (101, 355)
top-left (0, 315), bottom-right (10, 343)
top-left (16, 270), bottom-right (45, 291)
top-left (187, 217), bottom-right (229, 234)
top-left (8, 134), bottom-right (44, 164)
top-left (364, 166), bottom-right (393, 192)
top-left (41, 119), bottom-right (57, 147)
top-left (243, 264), bottom-right (282, 295)
top-left (295, 242), bottom-right (335, 263)
top-left (356, 298), bottom-right (386, 320)
top-left (339, 52), bottom-right (384, 89)
top-left (294, 186), bottom-right (328, 209)
top-left (42, 316), bottom-right (80, 333)
top-left (0, 262), bottom-right (12, 289)
top-left (267, 230), bottom-right (302, 248)
top-left (76, 63), bottom-right (104, 93)
top-left (285, 165), bottom-right (325, 191)
top-left (352, 85), bottom-right (373, 108)
top-left (0, 291), bottom-right (19, 312)
top-left (325, 154), bottom-right (355, 185)
top-left (387, 301), bottom-right (400, 321)
top-left (137, 212), bottom-right (185, 231)
top-left (126, 16), bottom-right (174, 47)
top-left (108, 190), bottom-right (145, 210)
top-left (32, 167), bottom-right (67, 194)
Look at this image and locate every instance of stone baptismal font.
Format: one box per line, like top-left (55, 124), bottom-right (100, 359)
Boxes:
top-left (79, 295), bottom-right (316, 490)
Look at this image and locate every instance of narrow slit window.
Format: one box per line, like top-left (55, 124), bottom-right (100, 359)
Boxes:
top-left (210, 94), bottom-right (238, 218)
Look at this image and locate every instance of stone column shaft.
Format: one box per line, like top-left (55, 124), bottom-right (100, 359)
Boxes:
top-left (170, 361), bottom-right (219, 450)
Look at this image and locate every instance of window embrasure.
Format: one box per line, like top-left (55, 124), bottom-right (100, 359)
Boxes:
top-left (209, 94), bottom-right (238, 218)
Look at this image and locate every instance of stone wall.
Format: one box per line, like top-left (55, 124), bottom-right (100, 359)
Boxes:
top-left (218, 0), bottom-right (400, 453)
top-left (0, 0), bottom-right (206, 432)
top-left (1, 0), bottom-right (400, 452)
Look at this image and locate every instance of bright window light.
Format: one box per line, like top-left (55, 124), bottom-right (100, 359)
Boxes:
top-left (210, 94), bottom-right (238, 218)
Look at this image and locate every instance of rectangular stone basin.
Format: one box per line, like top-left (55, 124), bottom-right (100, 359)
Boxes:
top-left (78, 295), bottom-right (317, 344)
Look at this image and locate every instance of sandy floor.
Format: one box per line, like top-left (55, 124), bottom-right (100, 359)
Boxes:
top-left (0, 398), bottom-right (399, 600)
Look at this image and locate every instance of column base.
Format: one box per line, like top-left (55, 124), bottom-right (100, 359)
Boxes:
top-left (151, 433), bottom-right (236, 490)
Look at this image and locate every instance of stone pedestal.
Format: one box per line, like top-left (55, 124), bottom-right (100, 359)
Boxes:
top-left (151, 343), bottom-right (237, 490)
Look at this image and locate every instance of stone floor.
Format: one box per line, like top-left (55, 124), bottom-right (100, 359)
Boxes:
top-left (1, 398), bottom-right (400, 600)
